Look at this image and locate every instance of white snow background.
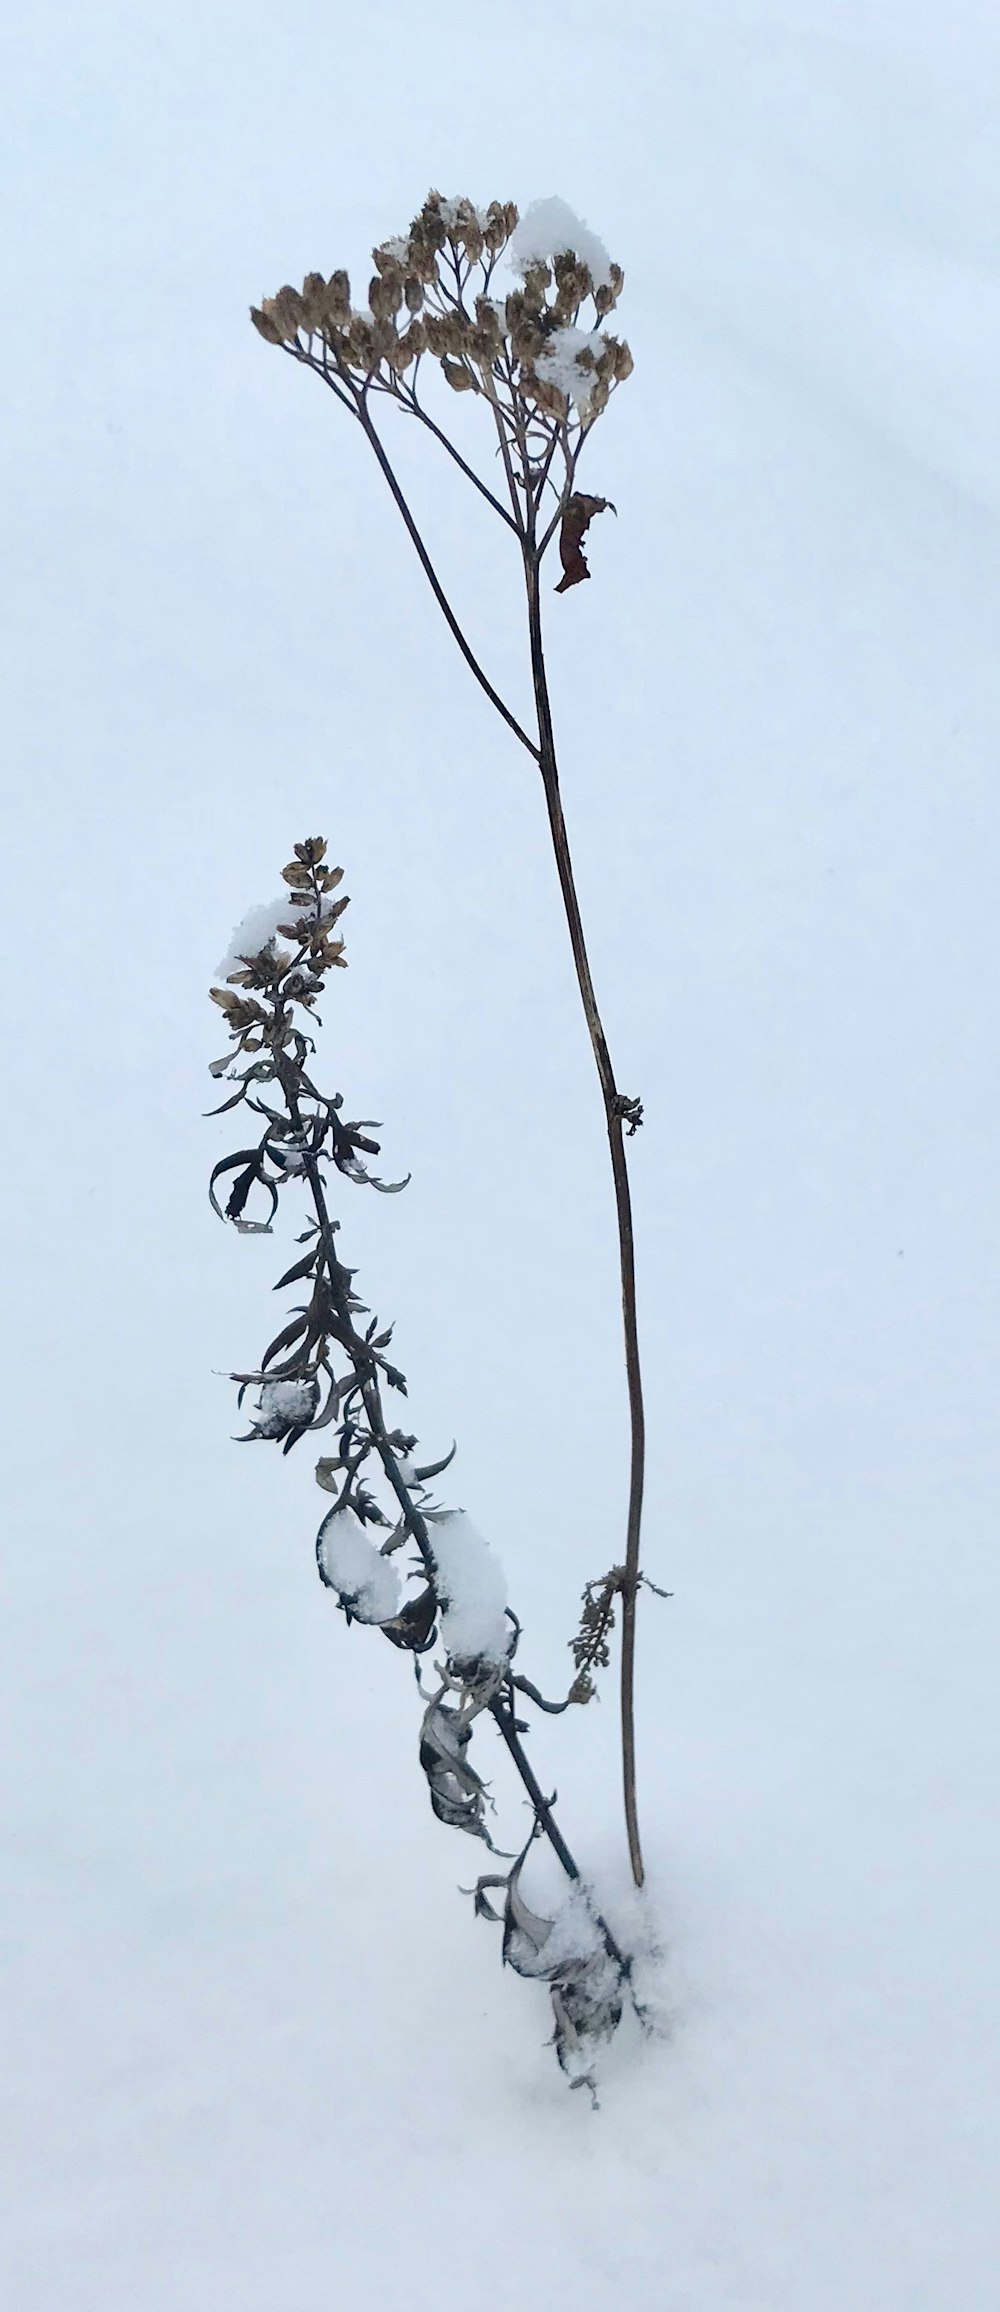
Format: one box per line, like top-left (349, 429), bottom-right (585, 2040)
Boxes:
top-left (3, 1), bottom-right (999, 2305)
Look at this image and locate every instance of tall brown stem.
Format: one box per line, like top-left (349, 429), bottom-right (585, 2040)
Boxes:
top-left (523, 556), bottom-right (647, 1889)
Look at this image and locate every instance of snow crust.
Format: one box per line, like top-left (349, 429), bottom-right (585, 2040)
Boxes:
top-left (510, 197), bottom-right (614, 287)
top-left (428, 1511), bottom-right (509, 1663)
top-left (317, 1508), bottom-right (401, 1623)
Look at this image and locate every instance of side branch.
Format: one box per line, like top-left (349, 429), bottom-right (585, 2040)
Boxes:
top-left (353, 394), bottom-right (540, 761)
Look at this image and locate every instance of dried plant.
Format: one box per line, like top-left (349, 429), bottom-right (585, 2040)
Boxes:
top-left (208, 838), bottom-right (641, 2097)
top-left (250, 190), bottom-right (652, 1885)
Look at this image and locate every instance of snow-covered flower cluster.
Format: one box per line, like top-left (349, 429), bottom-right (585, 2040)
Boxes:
top-left (250, 188), bottom-right (632, 434)
top-left (250, 1375), bottom-right (320, 1439)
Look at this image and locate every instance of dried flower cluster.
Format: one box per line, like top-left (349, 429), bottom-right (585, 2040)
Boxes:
top-left (251, 190), bottom-right (632, 589)
top-left (252, 189), bottom-right (631, 416)
top-left (208, 840), bottom-right (637, 2094)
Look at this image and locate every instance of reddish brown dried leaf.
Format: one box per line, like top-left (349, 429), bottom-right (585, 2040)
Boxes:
top-left (554, 493), bottom-right (616, 594)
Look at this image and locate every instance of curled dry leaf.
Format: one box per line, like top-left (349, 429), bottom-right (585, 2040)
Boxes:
top-left (555, 493), bottom-right (616, 594)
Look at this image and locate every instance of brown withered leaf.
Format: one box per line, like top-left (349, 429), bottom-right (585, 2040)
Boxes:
top-left (555, 493), bottom-right (616, 594)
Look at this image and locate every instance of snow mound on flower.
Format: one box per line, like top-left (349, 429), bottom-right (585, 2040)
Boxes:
top-left (536, 325), bottom-right (606, 411)
top-left (255, 1377), bottom-right (318, 1434)
top-left (511, 197), bottom-right (614, 288)
top-left (216, 896), bottom-right (300, 980)
top-left (429, 1511), bottom-right (509, 1664)
top-left (317, 1508), bottom-right (401, 1624)
top-left (216, 890), bottom-right (345, 981)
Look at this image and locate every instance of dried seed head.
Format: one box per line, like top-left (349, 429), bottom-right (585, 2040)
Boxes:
top-left (413, 194), bottom-right (448, 251)
top-left (483, 200), bottom-right (509, 254)
top-left (407, 231), bottom-right (441, 283)
top-left (347, 311), bottom-right (376, 367)
top-left (586, 375), bottom-right (610, 418)
top-left (398, 317), bottom-right (427, 361)
top-left (512, 316), bottom-right (546, 365)
top-left (553, 260), bottom-right (593, 323)
top-left (373, 239), bottom-right (409, 277)
top-left (613, 338), bottom-right (634, 381)
top-left (528, 374), bottom-right (569, 420)
top-left (441, 357), bottom-right (477, 393)
top-left (327, 269), bottom-right (351, 322)
top-left (520, 262), bottom-right (551, 312)
top-left (370, 317), bottom-right (397, 364)
top-left (369, 271), bottom-right (402, 320)
top-left (250, 304), bottom-right (284, 345)
top-left (264, 286), bottom-right (307, 342)
top-left (299, 270), bottom-right (329, 328)
top-left (403, 273), bottom-right (424, 313)
top-left (502, 201), bottom-right (519, 237)
top-left (425, 310), bottom-right (470, 358)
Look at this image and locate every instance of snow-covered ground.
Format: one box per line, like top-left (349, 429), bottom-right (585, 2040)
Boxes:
top-left (3, 2), bottom-right (999, 2304)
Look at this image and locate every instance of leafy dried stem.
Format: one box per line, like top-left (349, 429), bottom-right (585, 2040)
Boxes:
top-left (208, 842), bottom-right (634, 2083)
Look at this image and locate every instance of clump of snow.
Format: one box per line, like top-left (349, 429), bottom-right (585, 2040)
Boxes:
top-left (254, 1376), bottom-right (319, 1436)
top-left (216, 896), bottom-right (302, 981)
top-left (428, 1511), bottom-right (509, 1664)
top-left (216, 891), bottom-right (346, 982)
top-left (536, 325), bottom-right (606, 412)
top-left (437, 197), bottom-right (489, 232)
top-left (317, 1507), bottom-right (401, 1624)
top-left (510, 197), bottom-right (614, 289)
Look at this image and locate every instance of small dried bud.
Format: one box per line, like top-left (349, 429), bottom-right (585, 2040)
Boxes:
top-left (398, 317), bottom-right (427, 361)
top-left (442, 357), bottom-right (477, 393)
top-left (609, 262), bottom-right (624, 299)
top-left (613, 338), bottom-right (634, 381)
top-left (483, 200), bottom-right (509, 254)
top-left (370, 317), bottom-right (397, 364)
top-left (587, 375), bottom-right (610, 418)
top-left (553, 260), bottom-right (593, 323)
top-left (521, 262), bottom-right (551, 312)
top-left (512, 317), bottom-right (546, 365)
top-left (250, 304), bottom-right (283, 345)
top-left (327, 269), bottom-right (351, 322)
top-left (369, 271), bottom-right (402, 320)
top-left (502, 202), bottom-right (519, 237)
top-left (300, 271), bottom-right (329, 327)
top-left (425, 311), bottom-right (469, 357)
top-left (415, 196), bottom-right (447, 252)
top-left (403, 273), bottom-right (424, 312)
top-left (407, 232), bottom-right (441, 283)
top-left (372, 240), bottom-right (409, 277)
top-left (529, 375), bottom-right (569, 420)
top-left (262, 286), bottom-right (306, 343)
top-left (460, 220), bottom-right (484, 263)
top-left (347, 312), bottom-right (376, 368)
